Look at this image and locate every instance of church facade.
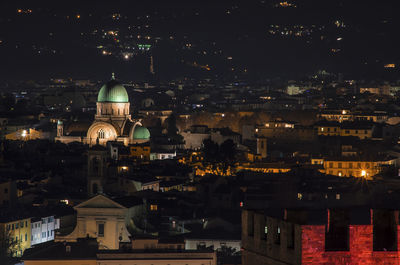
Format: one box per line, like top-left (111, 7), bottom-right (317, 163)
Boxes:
top-left (55, 74), bottom-right (150, 146)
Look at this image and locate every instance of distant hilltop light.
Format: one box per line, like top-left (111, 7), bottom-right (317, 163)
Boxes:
top-left (17, 9), bottom-right (32, 14)
top-left (275, 1), bottom-right (297, 8)
top-left (384, 63), bottom-right (395, 68)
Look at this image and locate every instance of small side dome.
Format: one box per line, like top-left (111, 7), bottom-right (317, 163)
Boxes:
top-left (133, 126), bottom-right (150, 140)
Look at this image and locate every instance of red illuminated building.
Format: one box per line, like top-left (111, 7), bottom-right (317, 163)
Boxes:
top-left (242, 208), bottom-right (400, 265)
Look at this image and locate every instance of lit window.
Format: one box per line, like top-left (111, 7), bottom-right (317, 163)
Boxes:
top-left (98, 129), bottom-right (105, 139)
top-left (150, 204), bottom-right (158, 211)
top-left (275, 226), bottom-right (281, 244)
top-left (297, 193), bottom-right (303, 200)
top-left (336, 194), bottom-right (341, 200)
top-left (263, 224), bottom-right (268, 240)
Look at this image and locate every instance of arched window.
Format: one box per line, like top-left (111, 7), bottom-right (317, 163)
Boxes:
top-left (98, 129), bottom-right (105, 139)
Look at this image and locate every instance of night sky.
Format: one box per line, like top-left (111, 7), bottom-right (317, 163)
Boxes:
top-left (1, 0), bottom-right (399, 81)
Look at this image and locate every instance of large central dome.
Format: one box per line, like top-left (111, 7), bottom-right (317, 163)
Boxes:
top-left (97, 75), bottom-right (129, 103)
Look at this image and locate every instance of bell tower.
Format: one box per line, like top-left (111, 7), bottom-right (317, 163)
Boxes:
top-left (87, 146), bottom-right (108, 197)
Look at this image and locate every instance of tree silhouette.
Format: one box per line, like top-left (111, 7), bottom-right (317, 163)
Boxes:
top-left (220, 139), bottom-right (236, 163)
top-left (203, 139), bottom-right (219, 163)
top-left (0, 229), bottom-right (21, 264)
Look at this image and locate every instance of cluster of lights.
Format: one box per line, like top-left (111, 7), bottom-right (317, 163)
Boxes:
top-left (274, 1), bottom-right (297, 8)
top-left (111, 13), bottom-right (121, 20)
top-left (137, 44), bottom-right (151, 51)
top-left (268, 24), bottom-right (319, 37)
top-left (334, 20), bottom-right (346, 28)
top-left (17, 9), bottom-right (32, 14)
top-left (384, 64), bottom-right (395, 68)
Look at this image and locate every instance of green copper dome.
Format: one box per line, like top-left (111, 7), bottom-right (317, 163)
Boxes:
top-left (97, 77), bottom-right (129, 103)
top-left (133, 126), bottom-right (150, 140)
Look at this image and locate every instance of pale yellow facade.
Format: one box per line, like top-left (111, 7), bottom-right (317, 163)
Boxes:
top-left (0, 218), bottom-right (31, 257)
top-left (55, 195), bottom-right (131, 250)
top-left (311, 158), bottom-right (396, 180)
top-left (5, 128), bottom-right (42, 141)
top-left (317, 126), bottom-right (372, 139)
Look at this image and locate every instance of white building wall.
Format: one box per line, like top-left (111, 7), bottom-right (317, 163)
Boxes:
top-left (150, 152), bottom-right (177, 160)
top-left (31, 216), bottom-right (60, 246)
top-left (185, 239), bottom-right (241, 252)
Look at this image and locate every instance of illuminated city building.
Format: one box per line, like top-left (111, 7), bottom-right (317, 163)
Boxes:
top-left (55, 194), bottom-right (131, 250)
top-left (30, 216), bottom-right (60, 246)
top-left (315, 121), bottom-right (375, 139)
top-left (5, 128), bottom-right (42, 141)
top-left (0, 217), bottom-right (31, 257)
top-left (312, 157), bottom-right (397, 179)
top-left (319, 110), bottom-right (388, 123)
top-left (360, 86), bottom-right (391, 96)
top-left (255, 121), bottom-right (315, 141)
top-left (129, 143), bottom-right (151, 161)
top-left (55, 74), bottom-right (150, 146)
